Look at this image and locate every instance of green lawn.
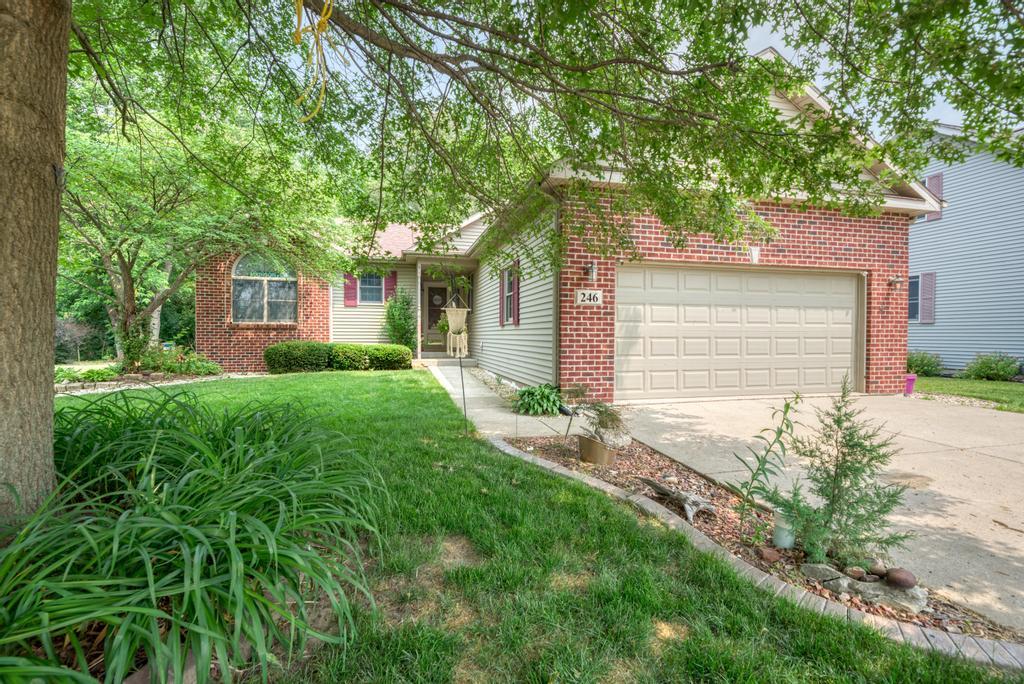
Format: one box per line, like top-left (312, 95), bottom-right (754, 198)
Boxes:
top-left (917, 376), bottom-right (1024, 413)
top-left (56, 373), bottom-right (1004, 682)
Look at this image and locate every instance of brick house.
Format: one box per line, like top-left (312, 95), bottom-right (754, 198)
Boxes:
top-left (196, 90), bottom-right (941, 402)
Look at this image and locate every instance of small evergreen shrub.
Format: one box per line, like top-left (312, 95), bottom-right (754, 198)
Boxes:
top-left (330, 343), bottom-right (371, 370)
top-left (383, 288), bottom-right (417, 350)
top-left (906, 350), bottom-right (943, 377)
top-left (365, 343), bottom-right (413, 370)
top-left (515, 384), bottom-right (563, 415)
top-left (768, 380), bottom-right (909, 566)
top-left (263, 341), bottom-right (331, 374)
top-left (960, 352), bottom-right (1021, 381)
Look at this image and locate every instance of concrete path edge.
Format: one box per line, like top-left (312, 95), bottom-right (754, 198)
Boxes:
top-left (487, 436), bottom-right (1024, 671)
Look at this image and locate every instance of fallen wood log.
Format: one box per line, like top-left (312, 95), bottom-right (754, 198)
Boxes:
top-left (637, 476), bottom-right (716, 523)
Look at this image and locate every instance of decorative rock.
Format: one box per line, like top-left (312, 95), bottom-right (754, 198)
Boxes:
top-left (596, 428), bottom-right (631, 450)
top-left (822, 575), bottom-right (929, 613)
top-left (801, 563), bottom-right (843, 582)
top-left (757, 547), bottom-right (782, 563)
top-left (845, 566), bottom-right (866, 580)
top-left (863, 574), bottom-right (881, 583)
top-left (663, 476), bottom-right (679, 484)
top-left (867, 559), bottom-right (887, 577)
top-left (885, 567), bottom-right (917, 589)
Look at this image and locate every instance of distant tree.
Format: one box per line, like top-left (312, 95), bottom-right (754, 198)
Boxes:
top-left (54, 318), bottom-right (92, 363)
top-left (59, 112), bottom-right (354, 366)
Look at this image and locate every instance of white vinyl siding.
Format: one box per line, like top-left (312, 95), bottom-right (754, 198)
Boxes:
top-left (909, 147), bottom-right (1024, 368)
top-left (331, 265), bottom-right (416, 343)
top-left (615, 265), bottom-right (858, 401)
top-left (470, 232), bottom-right (558, 387)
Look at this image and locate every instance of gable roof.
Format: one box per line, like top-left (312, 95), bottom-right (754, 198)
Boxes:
top-left (543, 47), bottom-right (941, 216)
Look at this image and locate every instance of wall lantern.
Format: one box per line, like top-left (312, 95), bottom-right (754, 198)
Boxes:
top-left (748, 246), bottom-right (761, 264)
top-left (583, 261), bottom-right (598, 281)
top-left (888, 276), bottom-right (904, 289)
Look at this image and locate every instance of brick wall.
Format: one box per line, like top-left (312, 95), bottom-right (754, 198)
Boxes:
top-left (195, 254), bottom-right (331, 372)
top-left (558, 198), bottom-right (912, 401)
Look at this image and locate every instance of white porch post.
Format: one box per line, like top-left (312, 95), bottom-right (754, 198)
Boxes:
top-left (415, 260), bottom-right (422, 359)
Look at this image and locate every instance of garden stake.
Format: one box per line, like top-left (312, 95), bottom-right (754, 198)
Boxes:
top-left (459, 355), bottom-right (469, 436)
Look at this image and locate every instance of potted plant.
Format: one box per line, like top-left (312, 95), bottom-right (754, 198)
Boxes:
top-left (577, 400), bottom-right (628, 465)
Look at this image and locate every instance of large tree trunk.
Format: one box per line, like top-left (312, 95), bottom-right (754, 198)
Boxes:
top-left (148, 262), bottom-right (173, 347)
top-left (0, 0), bottom-right (70, 517)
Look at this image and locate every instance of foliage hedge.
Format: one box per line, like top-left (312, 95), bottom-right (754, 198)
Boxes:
top-left (906, 350), bottom-right (943, 377)
top-left (960, 352), bottom-right (1022, 382)
top-left (265, 341), bottom-right (412, 374)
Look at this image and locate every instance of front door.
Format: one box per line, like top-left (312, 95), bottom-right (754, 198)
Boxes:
top-left (424, 285), bottom-right (448, 348)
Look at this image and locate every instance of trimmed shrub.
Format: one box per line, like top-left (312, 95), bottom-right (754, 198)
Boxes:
top-left (515, 384), bottom-right (563, 415)
top-left (960, 352), bottom-right (1022, 381)
top-left (906, 350), bottom-right (943, 377)
top-left (264, 341), bottom-right (331, 374)
top-left (366, 343), bottom-right (413, 370)
top-left (330, 343), bottom-right (371, 371)
top-left (383, 288), bottom-right (417, 350)
top-left (0, 391), bottom-right (380, 681)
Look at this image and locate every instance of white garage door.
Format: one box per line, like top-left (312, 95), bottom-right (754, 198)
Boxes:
top-left (615, 265), bottom-right (858, 401)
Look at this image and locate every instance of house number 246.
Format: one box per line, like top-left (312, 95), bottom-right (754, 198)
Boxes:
top-left (575, 289), bottom-right (603, 305)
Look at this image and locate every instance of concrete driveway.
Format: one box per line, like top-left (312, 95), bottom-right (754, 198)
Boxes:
top-left (625, 395), bottom-right (1024, 632)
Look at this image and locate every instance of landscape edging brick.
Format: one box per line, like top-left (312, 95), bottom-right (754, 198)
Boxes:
top-left (488, 436), bottom-right (1022, 671)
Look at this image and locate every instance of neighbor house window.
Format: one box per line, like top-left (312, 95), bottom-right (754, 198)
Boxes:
top-left (908, 275), bottom-right (920, 321)
top-left (232, 254), bottom-right (297, 323)
top-left (358, 274), bottom-right (384, 303)
top-left (502, 268), bottom-right (516, 323)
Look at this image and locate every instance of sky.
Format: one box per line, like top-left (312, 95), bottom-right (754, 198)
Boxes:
top-left (745, 25), bottom-right (964, 127)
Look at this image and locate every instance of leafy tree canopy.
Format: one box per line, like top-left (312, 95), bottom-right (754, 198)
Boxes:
top-left (68, 0), bottom-right (1023, 265)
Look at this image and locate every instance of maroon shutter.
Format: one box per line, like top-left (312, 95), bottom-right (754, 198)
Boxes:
top-left (512, 259), bottom-right (521, 326)
top-left (919, 272), bottom-right (936, 324)
top-left (498, 268), bottom-right (506, 327)
top-left (344, 273), bottom-right (358, 307)
top-left (925, 173), bottom-right (943, 221)
top-left (384, 270), bottom-right (397, 300)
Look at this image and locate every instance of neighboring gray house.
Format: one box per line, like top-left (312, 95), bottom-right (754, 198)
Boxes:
top-left (909, 124), bottom-right (1024, 369)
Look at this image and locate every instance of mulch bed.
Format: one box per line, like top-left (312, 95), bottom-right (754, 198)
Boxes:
top-left (508, 435), bottom-right (1024, 644)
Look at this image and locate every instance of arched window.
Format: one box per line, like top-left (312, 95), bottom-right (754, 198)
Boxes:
top-left (232, 254), bottom-right (297, 323)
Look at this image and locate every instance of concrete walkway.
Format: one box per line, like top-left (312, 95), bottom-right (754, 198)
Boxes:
top-left (428, 365), bottom-right (584, 438)
top-left (626, 395), bottom-right (1024, 633)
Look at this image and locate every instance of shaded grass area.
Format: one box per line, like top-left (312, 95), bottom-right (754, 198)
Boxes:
top-left (56, 373), bottom-right (1010, 682)
top-left (917, 376), bottom-right (1024, 413)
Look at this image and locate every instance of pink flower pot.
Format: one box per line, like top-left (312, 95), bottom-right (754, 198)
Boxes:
top-left (904, 374), bottom-right (917, 396)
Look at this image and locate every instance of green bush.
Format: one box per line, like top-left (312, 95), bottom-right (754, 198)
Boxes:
top-left (330, 343), bottom-right (371, 370)
top-left (515, 384), bottom-right (563, 415)
top-left (54, 367), bottom-right (82, 383)
top-left (383, 288), bottom-right (416, 350)
top-left (960, 352), bottom-right (1022, 381)
top-left (365, 343), bottom-right (413, 370)
top-left (1, 391), bottom-right (381, 681)
top-left (80, 367), bottom-right (119, 382)
top-left (266, 342), bottom-right (412, 373)
top-left (136, 345), bottom-right (222, 376)
top-left (264, 340), bottom-right (331, 374)
top-left (906, 350), bottom-right (943, 377)
top-left (768, 380), bottom-right (909, 566)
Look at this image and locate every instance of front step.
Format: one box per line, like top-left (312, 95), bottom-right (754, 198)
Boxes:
top-left (415, 357), bottom-right (478, 367)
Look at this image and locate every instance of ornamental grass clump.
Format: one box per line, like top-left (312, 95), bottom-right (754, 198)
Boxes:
top-left (0, 391), bottom-right (384, 682)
